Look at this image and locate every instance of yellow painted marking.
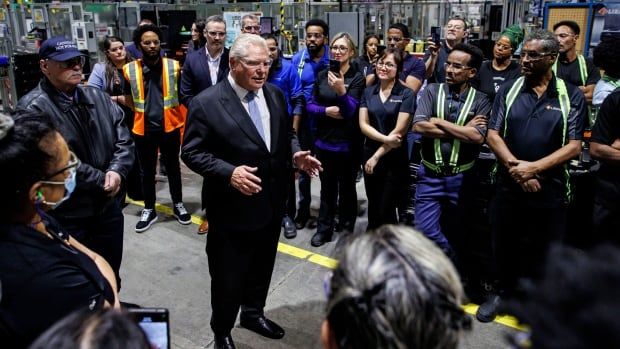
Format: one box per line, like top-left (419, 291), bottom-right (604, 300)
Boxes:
top-left (126, 199), bottom-right (339, 269)
top-left (126, 199), bottom-right (524, 330)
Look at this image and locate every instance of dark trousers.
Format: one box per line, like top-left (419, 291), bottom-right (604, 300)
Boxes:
top-left (134, 129), bottom-right (183, 209)
top-left (296, 126), bottom-right (314, 218)
top-left (316, 148), bottom-right (358, 234)
top-left (490, 187), bottom-right (567, 293)
top-left (592, 176), bottom-right (620, 246)
top-left (207, 220), bottom-right (281, 336)
top-left (414, 165), bottom-right (464, 252)
top-left (363, 150), bottom-right (408, 230)
top-left (56, 199), bottom-right (124, 289)
top-left (285, 170), bottom-right (296, 218)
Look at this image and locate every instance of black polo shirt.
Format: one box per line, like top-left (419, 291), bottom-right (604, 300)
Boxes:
top-left (413, 83), bottom-right (491, 168)
top-left (423, 40), bottom-right (452, 83)
top-left (472, 60), bottom-right (521, 102)
top-left (590, 89), bottom-right (620, 199)
top-left (554, 56), bottom-right (600, 87)
top-left (360, 81), bottom-right (416, 154)
top-left (489, 76), bottom-right (586, 198)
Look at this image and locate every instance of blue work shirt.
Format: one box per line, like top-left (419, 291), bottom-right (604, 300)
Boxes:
top-left (267, 56), bottom-right (304, 117)
top-left (291, 46), bottom-right (330, 102)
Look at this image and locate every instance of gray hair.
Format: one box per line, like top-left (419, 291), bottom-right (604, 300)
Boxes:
top-left (525, 29), bottom-right (559, 54)
top-left (326, 225), bottom-right (469, 349)
top-left (229, 33), bottom-right (268, 59)
top-left (241, 14), bottom-right (259, 25)
top-left (205, 14), bottom-right (226, 28)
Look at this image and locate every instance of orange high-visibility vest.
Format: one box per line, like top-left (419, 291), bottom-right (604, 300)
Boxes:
top-left (123, 58), bottom-right (185, 136)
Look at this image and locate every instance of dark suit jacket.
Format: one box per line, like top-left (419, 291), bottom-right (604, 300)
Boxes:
top-left (181, 79), bottom-right (301, 232)
top-left (180, 47), bottom-right (230, 107)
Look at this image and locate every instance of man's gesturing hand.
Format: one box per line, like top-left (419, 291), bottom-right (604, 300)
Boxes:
top-left (231, 166), bottom-right (262, 195)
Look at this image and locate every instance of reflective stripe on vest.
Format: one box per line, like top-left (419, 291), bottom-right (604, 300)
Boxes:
top-left (425, 84), bottom-right (476, 170)
top-left (503, 76), bottom-right (572, 198)
top-left (123, 58), bottom-right (184, 136)
top-left (552, 54), bottom-right (587, 86)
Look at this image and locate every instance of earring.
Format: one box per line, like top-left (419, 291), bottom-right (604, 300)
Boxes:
top-left (36, 191), bottom-right (44, 203)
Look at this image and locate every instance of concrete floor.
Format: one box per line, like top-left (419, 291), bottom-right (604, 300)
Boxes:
top-left (119, 164), bottom-right (516, 349)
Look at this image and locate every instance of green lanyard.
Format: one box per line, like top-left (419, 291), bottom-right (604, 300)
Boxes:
top-left (552, 54), bottom-right (587, 86)
top-left (603, 75), bottom-right (620, 89)
top-left (433, 84), bottom-right (476, 167)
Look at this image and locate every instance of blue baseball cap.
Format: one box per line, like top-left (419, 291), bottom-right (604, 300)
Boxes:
top-left (39, 37), bottom-right (83, 61)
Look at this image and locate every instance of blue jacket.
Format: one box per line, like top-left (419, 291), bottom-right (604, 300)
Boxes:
top-left (267, 57), bottom-right (304, 117)
top-left (290, 46), bottom-right (330, 101)
top-left (180, 47), bottom-right (230, 107)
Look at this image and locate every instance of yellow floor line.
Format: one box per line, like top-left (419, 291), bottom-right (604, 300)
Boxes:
top-left (126, 199), bottom-right (525, 331)
top-left (126, 198), bottom-right (339, 269)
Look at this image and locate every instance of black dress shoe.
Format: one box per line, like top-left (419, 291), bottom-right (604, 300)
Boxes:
top-left (282, 216), bottom-right (297, 239)
top-left (294, 215), bottom-right (308, 230)
top-left (306, 216), bottom-right (318, 229)
top-left (476, 293), bottom-right (501, 323)
top-left (240, 315), bottom-right (285, 339)
top-left (214, 334), bottom-right (236, 349)
top-left (311, 231), bottom-right (332, 247)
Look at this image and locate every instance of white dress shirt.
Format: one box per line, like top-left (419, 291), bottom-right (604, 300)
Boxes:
top-left (227, 74), bottom-right (271, 151)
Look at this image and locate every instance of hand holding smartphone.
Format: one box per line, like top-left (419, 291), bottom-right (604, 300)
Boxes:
top-left (128, 308), bottom-right (170, 349)
top-left (329, 59), bottom-right (341, 76)
top-left (431, 26), bottom-right (441, 45)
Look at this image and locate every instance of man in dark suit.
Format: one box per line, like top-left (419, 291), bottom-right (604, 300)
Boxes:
top-left (180, 14), bottom-right (230, 107)
top-left (180, 14), bottom-right (230, 235)
top-left (181, 34), bottom-right (321, 349)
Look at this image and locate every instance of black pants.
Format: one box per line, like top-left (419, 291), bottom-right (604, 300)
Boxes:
top-left (316, 148), bottom-right (358, 234)
top-left (207, 220), bottom-right (281, 336)
top-left (56, 199), bottom-right (124, 289)
top-left (363, 149), bottom-right (408, 230)
top-left (490, 187), bottom-right (567, 293)
top-left (592, 176), bottom-right (620, 246)
top-left (285, 169), bottom-right (296, 218)
top-left (134, 129), bottom-right (183, 209)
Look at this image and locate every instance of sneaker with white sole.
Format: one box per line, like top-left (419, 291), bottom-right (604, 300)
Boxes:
top-left (135, 208), bottom-right (157, 233)
top-left (173, 202), bottom-right (192, 225)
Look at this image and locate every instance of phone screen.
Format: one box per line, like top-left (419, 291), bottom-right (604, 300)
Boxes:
top-left (431, 26), bottom-right (441, 44)
top-left (329, 59), bottom-right (341, 74)
top-left (129, 308), bottom-right (170, 349)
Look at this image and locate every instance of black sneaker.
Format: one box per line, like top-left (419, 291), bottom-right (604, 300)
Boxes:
top-left (311, 231), bottom-right (332, 247)
top-left (476, 293), bottom-right (501, 323)
top-left (135, 209), bottom-right (157, 233)
top-left (173, 202), bottom-right (192, 225)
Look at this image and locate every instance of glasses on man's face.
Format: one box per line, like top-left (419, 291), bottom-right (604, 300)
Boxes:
top-left (519, 50), bottom-right (556, 61)
top-left (306, 33), bottom-right (324, 39)
top-left (330, 45), bottom-right (349, 53)
top-left (387, 36), bottom-right (403, 43)
top-left (42, 151), bottom-right (80, 182)
top-left (376, 62), bottom-right (397, 70)
top-left (446, 24), bottom-right (465, 30)
top-left (206, 31), bottom-right (226, 38)
top-left (50, 56), bottom-right (85, 69)
top-left (141, 40), bottom-right (160, 47)
top-left (243, 25), bottom-right (261, 32)
top-left (444, 62), bottom-right (472, 71)
top-left (239, 58), bottom-right (272, 69)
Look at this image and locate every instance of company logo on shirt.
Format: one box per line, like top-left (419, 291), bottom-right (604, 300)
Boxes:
top-left (545, 104), bottom-right (562, 112)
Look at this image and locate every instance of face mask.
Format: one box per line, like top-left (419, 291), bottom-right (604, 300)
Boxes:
top-left (40, 170), bottom-right (76, 209)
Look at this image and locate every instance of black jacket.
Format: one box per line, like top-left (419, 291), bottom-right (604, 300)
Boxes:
top-left (16, 79), bottom-right (134, 218)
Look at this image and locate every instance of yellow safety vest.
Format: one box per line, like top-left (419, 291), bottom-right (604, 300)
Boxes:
top-left (122, 58), bottom-right (186, 136)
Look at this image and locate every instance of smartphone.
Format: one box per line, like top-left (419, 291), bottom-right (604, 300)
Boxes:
top-left (431, 26), bottom-right (441, 45)
top-left (128, 308), bottom-right (170, 349)
top-left (377, 45), bottom-right (387, 56)
top-left (329, 59), bottom-right (341, 75)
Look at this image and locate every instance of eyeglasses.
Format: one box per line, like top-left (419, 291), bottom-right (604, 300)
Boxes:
top-left (239, 58), bottom-right (272, 69)
top-left (306, 33), bottom-right (324, 39)
top-left (387, 36), bottom-right (404, 42)
top-left (494, 42), bottom-right (512, 51)
top-left (519, 50), bottom-right (556, 61)
top-left (49, 56), bottom-right (85, 69)
top-left (243, 25), bottom-right (261, 32)
top-left (330, 45), bottom-right (349, 53)
top-left (376, 62), bottom-right (397, 70)
top-left (554, 33), bottom-right (575, 39)
top-left (141, 40), bottom-right (160, 46)
top-left (206, 31), bottom-right (226, 38)
top-left (446, 24), bottom-right (465, 30)
top-left (42, 151), bottom-right (80, 182)
top-left (444, 62), bottom-right (472, 71)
